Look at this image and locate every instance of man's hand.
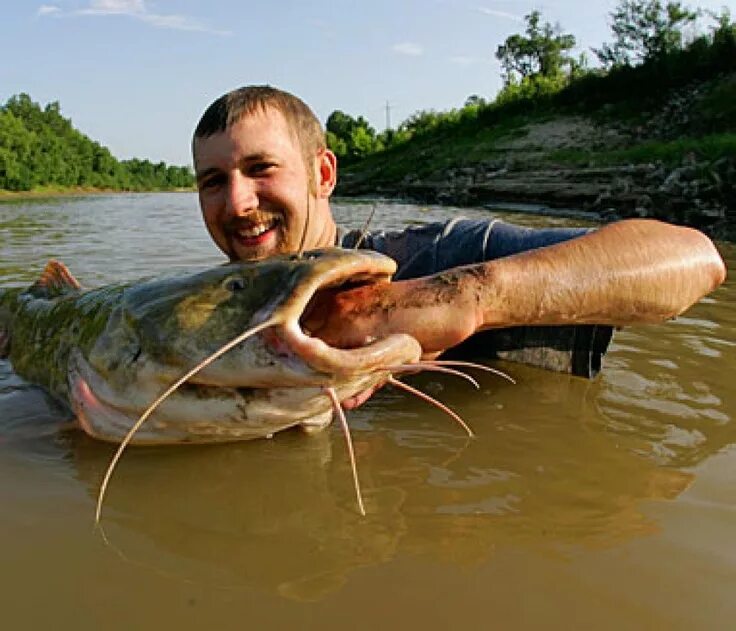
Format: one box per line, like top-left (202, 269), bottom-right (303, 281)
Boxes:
top-left (302, 280), bottom-right (478, 409)
top-left (302, 277), bottom-right (480, 354)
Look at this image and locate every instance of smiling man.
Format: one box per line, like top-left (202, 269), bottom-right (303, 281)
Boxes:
top-left (194, 88), bottom-right (338, 261)
top-left (192, 85), bottom-right (726, 389)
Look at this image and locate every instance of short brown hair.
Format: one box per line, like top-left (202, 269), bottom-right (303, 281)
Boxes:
top-left (193, 85), bottom-right (326, 176)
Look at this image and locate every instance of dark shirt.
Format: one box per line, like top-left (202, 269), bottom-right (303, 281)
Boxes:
top-left (340, 218), bottom-right (613, 378)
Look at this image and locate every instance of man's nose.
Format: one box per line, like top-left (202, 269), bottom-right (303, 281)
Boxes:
top-left (224, 173), bottom-right (258, 216)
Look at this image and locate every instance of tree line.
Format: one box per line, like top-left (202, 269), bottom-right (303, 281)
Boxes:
top-left (0, 93), bottom-right (193, 192)
top-left (326, 0), bottom-right (736, 163)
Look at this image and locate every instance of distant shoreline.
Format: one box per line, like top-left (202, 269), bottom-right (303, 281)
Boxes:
top-left (0, 187), bottom-right (196, 202)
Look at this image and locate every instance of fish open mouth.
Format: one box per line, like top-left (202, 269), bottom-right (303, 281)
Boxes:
top-left (251, 250), bottom-right (422, 379)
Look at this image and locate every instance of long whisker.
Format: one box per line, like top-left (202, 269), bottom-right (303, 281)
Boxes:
top-left (427, 360), bottom-right (516, 384)
top-left (386, 364), bottom-right (480, 388)
top-left (353, 203), bottom-right (377, 250)
top-left (387, 375), bottom-right (474, 438)
top-left (95, 318), bottom-right (278, 525)
top-left (324, 386), bottom-right (366, 516)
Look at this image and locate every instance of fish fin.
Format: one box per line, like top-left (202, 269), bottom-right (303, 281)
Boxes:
top-left (29, 260), bottom-right (82, 298)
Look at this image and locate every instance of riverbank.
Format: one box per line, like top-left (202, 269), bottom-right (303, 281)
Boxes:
top-left (0, 186), bottom-right (196, 202)
top-left (338, 117), bottom-right (735, 241)
top-left (337, 74), bottom-right (736, 241)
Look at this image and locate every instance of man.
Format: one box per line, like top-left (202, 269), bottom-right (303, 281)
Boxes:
top-left (192, 85), bottom-right (726, 401)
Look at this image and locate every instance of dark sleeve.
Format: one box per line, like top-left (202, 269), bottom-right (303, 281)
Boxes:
top-left (343, 219), bottom-right (592, 277)
top-left (442, 324), bottom-right (614, 379)
top-left (344, 218), bottom-right (614, 378)
top-left (341, 222), bottom-right (450, 280)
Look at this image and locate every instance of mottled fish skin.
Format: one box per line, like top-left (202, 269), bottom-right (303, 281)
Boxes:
top-left (0, 279), bottom-right (127, 401)
top-left (0, 250), bottom-right (422, 444)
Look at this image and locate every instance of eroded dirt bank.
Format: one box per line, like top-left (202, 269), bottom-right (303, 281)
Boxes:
top-left (338, 115), bottom-right (735, 240)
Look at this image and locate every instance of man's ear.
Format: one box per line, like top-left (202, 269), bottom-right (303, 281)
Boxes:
top-left (316, 149), bottom-right (337, 198)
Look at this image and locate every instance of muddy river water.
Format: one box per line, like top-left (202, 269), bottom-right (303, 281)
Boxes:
top-left (1, 193), bottom-right (734, 630)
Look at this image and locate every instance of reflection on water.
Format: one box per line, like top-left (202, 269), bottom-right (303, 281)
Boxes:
top-left (2, 371), bottom-right (699, 603)
top-left (1, 193), bottom-right (734, 627)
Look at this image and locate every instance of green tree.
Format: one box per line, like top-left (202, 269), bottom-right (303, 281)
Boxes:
top-left (1, 93), bottom-right (194, 192)
top-left (710, 8), bottom-right (736, 49)
top-left (399, 110), bottom-right (444, 136)
top-left (376, 127), bottom-right (410, 150)
top-left (0, 109), bottom-right (34, 190)
top-left (464, 95), bottom-right (487, 108)
top-left (325, 130), bottom-right (348, 157)
top-left (325, 110), bottom-right (380, 161)
top-left (326, 110), bottom-right (358, 139)
top-left (593, 1), bottom-right (700, 68)
top-left (495, 11), bottom-right (577, 85)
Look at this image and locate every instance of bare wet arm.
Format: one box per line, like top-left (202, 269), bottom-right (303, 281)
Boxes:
top-left (306, 219), bottom-right (727, 355)
top-left (475, 219), bottom-right (727, 330)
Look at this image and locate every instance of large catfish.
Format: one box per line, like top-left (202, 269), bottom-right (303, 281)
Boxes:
top-left (0, 249), bottom-right (427, 445)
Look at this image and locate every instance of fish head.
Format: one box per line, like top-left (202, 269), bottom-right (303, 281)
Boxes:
top-left (70, 248), bottom-right (422, 443)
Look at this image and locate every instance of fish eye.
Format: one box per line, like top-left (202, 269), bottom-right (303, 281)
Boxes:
top-left (224, 277), bottom-right (247, 292)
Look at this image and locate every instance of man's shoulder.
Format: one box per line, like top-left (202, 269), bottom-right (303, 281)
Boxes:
top-left (340, 220), bottom-right (451, 248)
top-left (340, 216), bottom-right (593, 278)
top-left (340, 218), bottom-right (498, 279)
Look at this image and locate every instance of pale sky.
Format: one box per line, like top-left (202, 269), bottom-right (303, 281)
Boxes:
top-left (1, 0), bottom-right (732, 166)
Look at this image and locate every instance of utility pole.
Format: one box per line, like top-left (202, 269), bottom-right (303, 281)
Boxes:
top-left (385, 100), bottom-right (392, 131)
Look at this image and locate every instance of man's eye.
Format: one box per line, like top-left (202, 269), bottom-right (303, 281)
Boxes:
top-left (199, 175), bottom-right (225, 190)
top-left (250, 162), bottom-right (276, 175)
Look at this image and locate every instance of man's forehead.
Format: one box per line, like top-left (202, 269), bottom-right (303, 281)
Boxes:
top-left (193, 107), bottom-right (301, 161)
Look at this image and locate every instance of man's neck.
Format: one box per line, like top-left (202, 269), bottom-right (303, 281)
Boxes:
top-left (319, 218), bottom-right (338, 249)
top-left (310, 205), bottom-right (338, 250)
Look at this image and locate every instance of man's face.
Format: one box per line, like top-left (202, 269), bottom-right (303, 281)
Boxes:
top-left (193, 108), bottom-right (336, 261)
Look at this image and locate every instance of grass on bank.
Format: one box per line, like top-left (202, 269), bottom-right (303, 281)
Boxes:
top-left (548, 133), bottom-right (736, 168)
top-left (340, 113), bottom-right (533, 183)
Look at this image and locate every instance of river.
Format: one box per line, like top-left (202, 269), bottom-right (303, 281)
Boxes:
top-left (1, 192), bottom-right (734, 630)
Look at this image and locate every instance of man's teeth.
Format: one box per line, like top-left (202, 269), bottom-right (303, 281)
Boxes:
top-left (237, 220), bottom-right (276, 238)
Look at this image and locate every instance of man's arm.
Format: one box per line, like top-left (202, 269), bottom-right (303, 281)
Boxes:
top-left (306, 219), bottom-right (727, 354)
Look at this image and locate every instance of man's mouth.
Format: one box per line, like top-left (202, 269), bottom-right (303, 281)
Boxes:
top-left (231, 217), bottom-right (280, 247)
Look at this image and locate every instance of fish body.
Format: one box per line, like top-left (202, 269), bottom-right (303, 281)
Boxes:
top-left (0, 249), bottom-right (421, 444)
